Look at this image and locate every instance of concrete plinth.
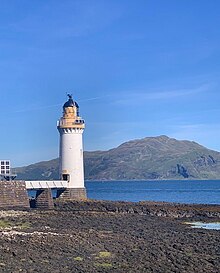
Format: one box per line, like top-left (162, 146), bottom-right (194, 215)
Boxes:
top-left (35, 189), bottom-right (54, 209)
top-left (59, 188), bottom-right (87, 200)
top-left (0, 181), bottom-right (29, 209)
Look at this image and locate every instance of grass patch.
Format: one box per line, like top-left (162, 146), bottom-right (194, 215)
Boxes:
top-left (0, 220), bottom-right (12, 228)
top-left (94, 262), bottom-right (113, 268)
top-left (18, 222), bottom-right (31, 229)
top-left (98, 251), bottom-right (111, 258)
top-left (0, 220), bottom-right (31, 229)
top-left (185, 252), bottom-right (193, 257)
top-left (73, 256), bottom-right (83, 262)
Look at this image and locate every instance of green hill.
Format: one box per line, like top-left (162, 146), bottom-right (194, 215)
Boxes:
top-left (14, 135), bottom-right (220, 180)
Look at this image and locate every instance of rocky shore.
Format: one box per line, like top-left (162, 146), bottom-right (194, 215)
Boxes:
top-left (0, 200), bottom-right (219, 273)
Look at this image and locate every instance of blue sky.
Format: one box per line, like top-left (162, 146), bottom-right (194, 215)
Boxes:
top-left (0, 0), bottom-right (220, 166)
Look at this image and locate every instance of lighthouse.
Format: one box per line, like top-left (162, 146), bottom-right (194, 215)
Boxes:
top-left (57, 94), bottom-right (86, 199)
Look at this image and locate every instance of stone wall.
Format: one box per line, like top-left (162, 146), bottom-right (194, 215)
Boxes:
top-left (0, 181), bottom-right (29, 209)
top-left (0, 181), bottom-right (88, 210)
top-left (59, 188), bottom-right (87, 200)
top-left (35, 189), bottom-right (54, 209)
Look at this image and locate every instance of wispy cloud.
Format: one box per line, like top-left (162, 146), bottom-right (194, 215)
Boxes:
top-left (4, 94), bottom-right (111, 115)
top-left (114, 84), bottom-right (210, 105)
top-left (79, 94), bottom-right (112, 102)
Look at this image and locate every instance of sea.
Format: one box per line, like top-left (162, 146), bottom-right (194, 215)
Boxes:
top-left (85, 180), bottom-right (220, 205)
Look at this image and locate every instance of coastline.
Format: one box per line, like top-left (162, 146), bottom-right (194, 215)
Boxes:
top-left (0, 200), bottom-right (219, 272)
top-left (55, 200), bottom-right (220, 220)
top-left (86, 179), bottom-right (220, 181)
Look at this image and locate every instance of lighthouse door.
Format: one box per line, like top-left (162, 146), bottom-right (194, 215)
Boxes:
top-left (62, 174), bottom-right (70, 182)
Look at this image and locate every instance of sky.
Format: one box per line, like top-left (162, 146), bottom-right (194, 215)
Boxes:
top-left (0, 0), bottom-right (220, 167)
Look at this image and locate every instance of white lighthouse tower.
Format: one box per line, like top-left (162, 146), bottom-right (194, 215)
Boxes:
top-left (57, 94), bottom-right (86, 199)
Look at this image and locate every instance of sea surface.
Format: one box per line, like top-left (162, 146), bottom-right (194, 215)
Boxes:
top-left (85, 180), bottom-right (220, 204)
top-left (188, 222), bottom-right (220, 230)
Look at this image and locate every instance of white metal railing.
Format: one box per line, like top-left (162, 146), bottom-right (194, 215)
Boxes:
top-left (25, 180), bottom-right (68, 189)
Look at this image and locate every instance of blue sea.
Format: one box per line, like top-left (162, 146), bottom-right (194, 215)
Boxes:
top-left (85, 180), bottom-right (220, 205)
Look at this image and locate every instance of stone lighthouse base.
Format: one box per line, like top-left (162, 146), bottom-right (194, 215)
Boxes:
top-left (59, 188), bottom-right (87, 200)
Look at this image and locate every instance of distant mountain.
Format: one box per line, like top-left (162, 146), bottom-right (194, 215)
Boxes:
top-left (14, 135), bottom-right (220, 180)
top-left (14, 159), bottom-right (59, 181)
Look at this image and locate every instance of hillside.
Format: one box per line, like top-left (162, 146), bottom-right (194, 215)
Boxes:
top-left (14, 135), bottom-right (220, 180)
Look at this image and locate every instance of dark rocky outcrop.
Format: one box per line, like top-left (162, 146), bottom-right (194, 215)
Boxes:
top-left (55, 200), bottom-right (220, 220)
top-left (0, 201), bottom-right (219, 273)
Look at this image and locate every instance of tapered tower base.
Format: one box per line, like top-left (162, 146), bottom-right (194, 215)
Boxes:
top-left (59, 188), bottom-right (87, 200)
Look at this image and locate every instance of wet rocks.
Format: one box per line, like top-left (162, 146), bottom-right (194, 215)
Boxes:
top-left (55, 200), bottom-right (220, 220)
top-left (0, 201), bottom-right (219, 272)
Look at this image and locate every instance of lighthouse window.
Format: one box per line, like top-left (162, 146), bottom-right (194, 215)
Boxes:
top-left (62, 174), bottom-right (70, 181)
top-left (1, 166), bottom-right (4, 170)
top-left (6, 170), bottom-right (10, 174)
top-left (6, 166), bottom-right (10, 169)
top-left (6, 161), bottom-right (9, 165)
top-left (62, 174), bottom-right (68, 181)
top-left (1, 170), bottom-right (5, 174)
top-left (1, 161), bottom-right (4, 165)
